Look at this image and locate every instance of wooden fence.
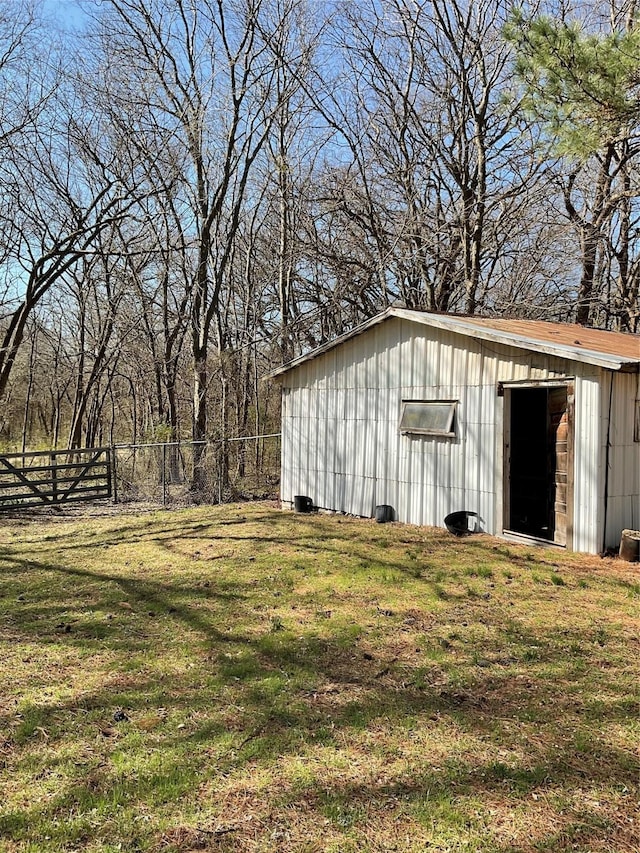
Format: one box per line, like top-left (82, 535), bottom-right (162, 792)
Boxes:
top-left (0, 448), bottom-right (112, 510)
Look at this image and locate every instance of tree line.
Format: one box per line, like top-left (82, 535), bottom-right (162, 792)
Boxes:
top-left (1, 0), bottom-right (638, 474)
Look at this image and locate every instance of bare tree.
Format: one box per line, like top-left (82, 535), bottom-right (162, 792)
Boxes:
top-left (93, 0), bottom-right (315, 488)
top-left (0, 15), bottom-right (149, 410)
top-left (301, 0), bottom-right (545, 327)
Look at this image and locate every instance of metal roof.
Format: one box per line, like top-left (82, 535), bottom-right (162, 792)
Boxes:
top-left (269, 308), bottom-right (640, 376)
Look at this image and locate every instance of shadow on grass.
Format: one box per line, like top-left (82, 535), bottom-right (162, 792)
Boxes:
top-left (0, 507), bottom-right (638, 851)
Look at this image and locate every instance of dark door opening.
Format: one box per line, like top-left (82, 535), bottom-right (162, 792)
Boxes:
top-left (507, 386), bottom-right (569, 543)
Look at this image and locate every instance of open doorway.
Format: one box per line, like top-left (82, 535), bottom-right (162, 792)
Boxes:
top-left (504, 384), bottom-right (572, 546)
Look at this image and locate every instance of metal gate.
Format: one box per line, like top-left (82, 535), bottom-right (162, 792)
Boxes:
top-left (0, 448), bottom-right (112, 510)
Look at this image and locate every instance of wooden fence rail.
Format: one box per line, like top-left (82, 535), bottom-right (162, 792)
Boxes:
top-left (0, 448), bottom-right (112, 510)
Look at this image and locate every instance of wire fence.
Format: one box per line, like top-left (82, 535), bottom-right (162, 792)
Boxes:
top-left (112, 434), bottom-right (281, 507)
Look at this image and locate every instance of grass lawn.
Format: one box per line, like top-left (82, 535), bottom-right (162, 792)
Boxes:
top-left (0, 502), bottom-right (638, 853)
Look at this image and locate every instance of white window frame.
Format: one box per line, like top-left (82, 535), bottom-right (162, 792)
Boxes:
top-left (399, 399), bottom-right (457, 437)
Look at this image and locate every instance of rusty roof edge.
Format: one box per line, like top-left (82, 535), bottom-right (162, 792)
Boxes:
top-left (399, 310), bottom-right (638, 371)
top-left (266, 308), bottom-right (639, 379)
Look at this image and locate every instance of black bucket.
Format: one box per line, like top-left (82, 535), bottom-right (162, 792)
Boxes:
top-left (294, 495), bottom-right (314, 513)
top-left (444, 510), bottom-right (478, 536)
top-left (375, 504), bottom-right (394, 523)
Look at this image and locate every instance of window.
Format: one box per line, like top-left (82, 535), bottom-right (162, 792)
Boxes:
top-left (399, 400), bottom-right (457, 437)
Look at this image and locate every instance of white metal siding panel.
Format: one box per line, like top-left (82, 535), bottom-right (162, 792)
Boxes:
top-left (573, 371), bottom-right (602, 554)
top-left (604, 372), bottom-right (640, 546)
top-left (387, 319), bottom-right (403, 389)
top-left (280, 388), bottom-right (292, 503)
top-left (398, 321), bottom-right (411, 388)
top-left (412, 332), bottom-right (428, 395)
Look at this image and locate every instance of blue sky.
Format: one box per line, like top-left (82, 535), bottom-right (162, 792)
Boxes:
top-left (43, 0), bottom-right (86, 30)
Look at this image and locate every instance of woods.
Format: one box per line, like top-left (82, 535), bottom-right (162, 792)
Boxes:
top-left (1, 0), bottom-right (638, 478)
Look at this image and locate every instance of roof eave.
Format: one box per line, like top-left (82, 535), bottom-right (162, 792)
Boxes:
top-left (394, 310), bottom-right (636, 372)
top-left (266, 308), bottom-right (640, 378)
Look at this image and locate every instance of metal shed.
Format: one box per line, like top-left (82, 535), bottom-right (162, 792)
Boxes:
top-left (270, 308), bottom-right (640, 554)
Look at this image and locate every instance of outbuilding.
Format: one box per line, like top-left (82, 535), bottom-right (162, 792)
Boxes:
top-left (270, 308), bottom-right (640, 554)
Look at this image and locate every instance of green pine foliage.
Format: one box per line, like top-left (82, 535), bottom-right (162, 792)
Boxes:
top-left (505, 11), bottom-right (640, 157)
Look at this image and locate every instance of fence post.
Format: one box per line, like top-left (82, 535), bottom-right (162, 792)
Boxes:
top-left (111, 445), bottom-right (118, 504)
top-left (50, 451), bottom-right (58, 504)
top-left (162, 442), bottom-right (167, 506)
top-left (105, 448), bottom-right (112, 500)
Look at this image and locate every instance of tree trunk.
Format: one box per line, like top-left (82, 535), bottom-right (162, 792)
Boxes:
top-left (192, 349), bottom-right (208, 494)
top-left (575, 225), bottom-right (600, 326)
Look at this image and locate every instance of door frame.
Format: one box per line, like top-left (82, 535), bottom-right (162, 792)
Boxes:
top-left (499, 379), bottom-right (575, 550)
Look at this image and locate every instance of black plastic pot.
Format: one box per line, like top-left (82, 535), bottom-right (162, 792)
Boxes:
top-left (375, 504), bottom-right (394, 523)
top-left (444, 510), bottom-right (478, 536)
top-left (294, 495), bottom-right (314, 513)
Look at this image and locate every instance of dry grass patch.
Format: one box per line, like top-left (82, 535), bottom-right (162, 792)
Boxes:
top-left (0, 502), bottom-right (638, 852)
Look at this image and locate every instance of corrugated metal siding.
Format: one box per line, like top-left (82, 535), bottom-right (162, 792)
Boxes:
top-left (572, 372), bottom-right (602, 554)
top-left (280, 317), bottom-right (625, 553)
top-left (604, 372), bottom-right (640, 547)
